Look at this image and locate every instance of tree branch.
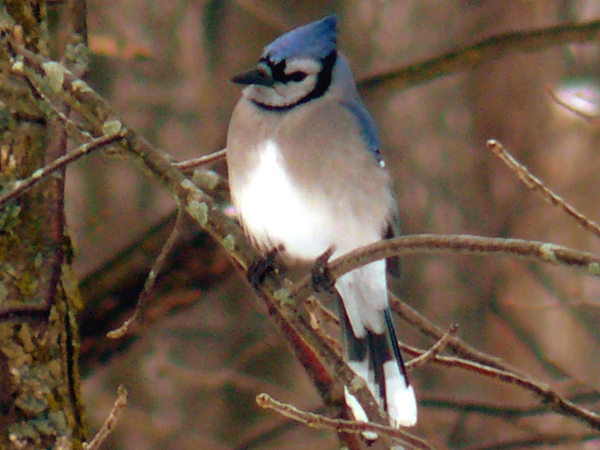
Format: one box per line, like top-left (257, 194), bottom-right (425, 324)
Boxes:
top-left (108, 208), bottom-right (186, 338)
top-left (256, 393), bottom-right (436, 450)
top-left (173, 148), bottom-right (227, 171)
top-left (396, 321), bottom-right (600, 429)
top-left (359, 19), bottom-right (600, 92)
top-left (0, 131), bottom-right (125, 208)
top-left (488, 139), bottom-right (600, 239)
top-left (291, 235), bottom-right (600, 304)
top-left (83, 385), bottom-right (128, 450)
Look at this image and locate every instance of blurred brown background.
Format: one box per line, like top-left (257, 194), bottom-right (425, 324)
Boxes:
top-left (69, 1), bottom-right (600, 449)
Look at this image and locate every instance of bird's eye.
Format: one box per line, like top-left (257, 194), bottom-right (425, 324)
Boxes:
top-left (288, 71), bottom-right (307, 82)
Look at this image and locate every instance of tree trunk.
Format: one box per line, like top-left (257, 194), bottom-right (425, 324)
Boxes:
top-left (0, 1), bottom-right (86, 448)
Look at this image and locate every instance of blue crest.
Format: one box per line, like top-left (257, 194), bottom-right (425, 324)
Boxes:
top-left (263, 15), bottom-right (338, 63)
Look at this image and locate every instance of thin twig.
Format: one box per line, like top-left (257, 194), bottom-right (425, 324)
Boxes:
top-left (488, 139), bottom-right (600, 239)
top-left (399, 338), bottom-right (600, 429)
top-left (405, 324), bottom-right (458, 370)
top-left (390, 292), bottom-right (527, 372)
top-left (83, 385), bottom-right (128, 450)
top-left (173, 148), bottom-right (227, 171)
top-left (108, 208), bottom-right (185, 338)
top-left (390, 297), bottom-right (600, 429)
top-left (305, 296), bottom-right (340, 327)
top-left (330, 235), bottom-right (600, 280)
top-left (20, 72), bottom-right (86, 135)
top-left (256, 393), bottom-right (436, 450)
top-left (0, 131), bottom-right (126, 207)
top-left (417, 389), bottom-right (600, 417)
top-left (305, 297), bottom-right (342, 354)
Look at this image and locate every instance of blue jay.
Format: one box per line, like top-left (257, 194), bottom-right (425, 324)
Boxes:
top-left (226, 15), bottom-right (417, 427)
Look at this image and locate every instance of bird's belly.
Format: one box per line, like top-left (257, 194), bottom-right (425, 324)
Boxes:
top-left (234, 140), bottom-right (335, 260)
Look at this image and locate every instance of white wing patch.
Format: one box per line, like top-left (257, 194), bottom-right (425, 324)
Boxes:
top-left (235, 140), bottom-right (335, 259)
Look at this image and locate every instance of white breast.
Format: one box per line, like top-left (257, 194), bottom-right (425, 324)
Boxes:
top-left (234, 140), bottom-right (336, 260)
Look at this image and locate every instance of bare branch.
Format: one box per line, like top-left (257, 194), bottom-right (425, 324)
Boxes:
top-left (256, 393), bottom-right (437, 450)
top-left (83, 385), bottom-right (128, 450)
top-left (334, 235), bottom-right (600, 279)
top-left (8, 44), bottom-right (93, 139)
top-left (359, 19), bottom-right (600, 92)
top-left (389, 292), bottom-right (527, 373)
top-left (0, 131), bottom-right (126, 208)
top-left (306, 296), bottom-right (342, 354)
top-left (400, 338), bottom-right (600, 429)
top-left (173, 148), bottom-right (227, 171)
top-left (405, 324), bottom-right (458, 370)
top-left (305, 296), bottom-right (340, 327)
top-left (291, 235), bottom-right (600, 304)
top-left (488, 139), bottom-right (600, 239)
top-left (108, 208), bottom-right (186, 338)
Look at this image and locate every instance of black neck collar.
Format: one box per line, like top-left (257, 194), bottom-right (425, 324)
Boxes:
top-left (251, 51), bottom-right (337, 112)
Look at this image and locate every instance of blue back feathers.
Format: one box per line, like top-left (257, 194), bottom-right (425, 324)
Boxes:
top-left (340, 98), bottom-right (382, 163)
top-left (263, 15), bottom-right (338, 63)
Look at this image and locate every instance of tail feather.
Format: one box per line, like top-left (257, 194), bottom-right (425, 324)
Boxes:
top-left (336, 263), bottom-right (417, 427)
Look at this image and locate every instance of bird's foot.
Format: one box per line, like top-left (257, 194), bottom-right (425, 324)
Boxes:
top-left (311, 246), bottom-right (336, 293)
top-left (247, 247), bottom-right (281, 288)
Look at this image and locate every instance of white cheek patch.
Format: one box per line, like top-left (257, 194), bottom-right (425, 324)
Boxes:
top-left (235, 140), bottom-right (334, 259)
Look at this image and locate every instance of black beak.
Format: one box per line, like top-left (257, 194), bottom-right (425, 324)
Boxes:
top-left (231, 67), bottom-right (274, 87)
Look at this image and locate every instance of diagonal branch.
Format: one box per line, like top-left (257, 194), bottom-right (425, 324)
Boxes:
top-left (359, 19), bottom-right (600, 92)
top-left (173, 148), bottom-right (227, 171)
top-left (401, 343), bottom-right (600, 429)
top-left (389, 292), bottom-right (527, 375)
top-left (83, 385), bottom-right (128, 450)
top-left (405, 324), bottom-right (457, 370)
top-left (108, 208), bottom-right (186, 339)
top-left (0, 131), bottom-right (126, 207)
top-left (488, 139), bottom-right (600, 239)
top-left (256, 393), bottom-right (436, 450)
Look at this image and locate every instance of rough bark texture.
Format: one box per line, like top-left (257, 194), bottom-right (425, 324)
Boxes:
top-left (0, 1), bottom-right (86, 449)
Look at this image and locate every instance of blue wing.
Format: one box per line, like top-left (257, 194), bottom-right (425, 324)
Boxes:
top-left (340, 99), bottom-right (382, 164)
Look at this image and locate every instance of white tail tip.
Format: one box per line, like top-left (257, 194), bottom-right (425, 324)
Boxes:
top-left (384, 361), bottom-right (418, 427)
top-left (388, 384), bottom-right (417, 427)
